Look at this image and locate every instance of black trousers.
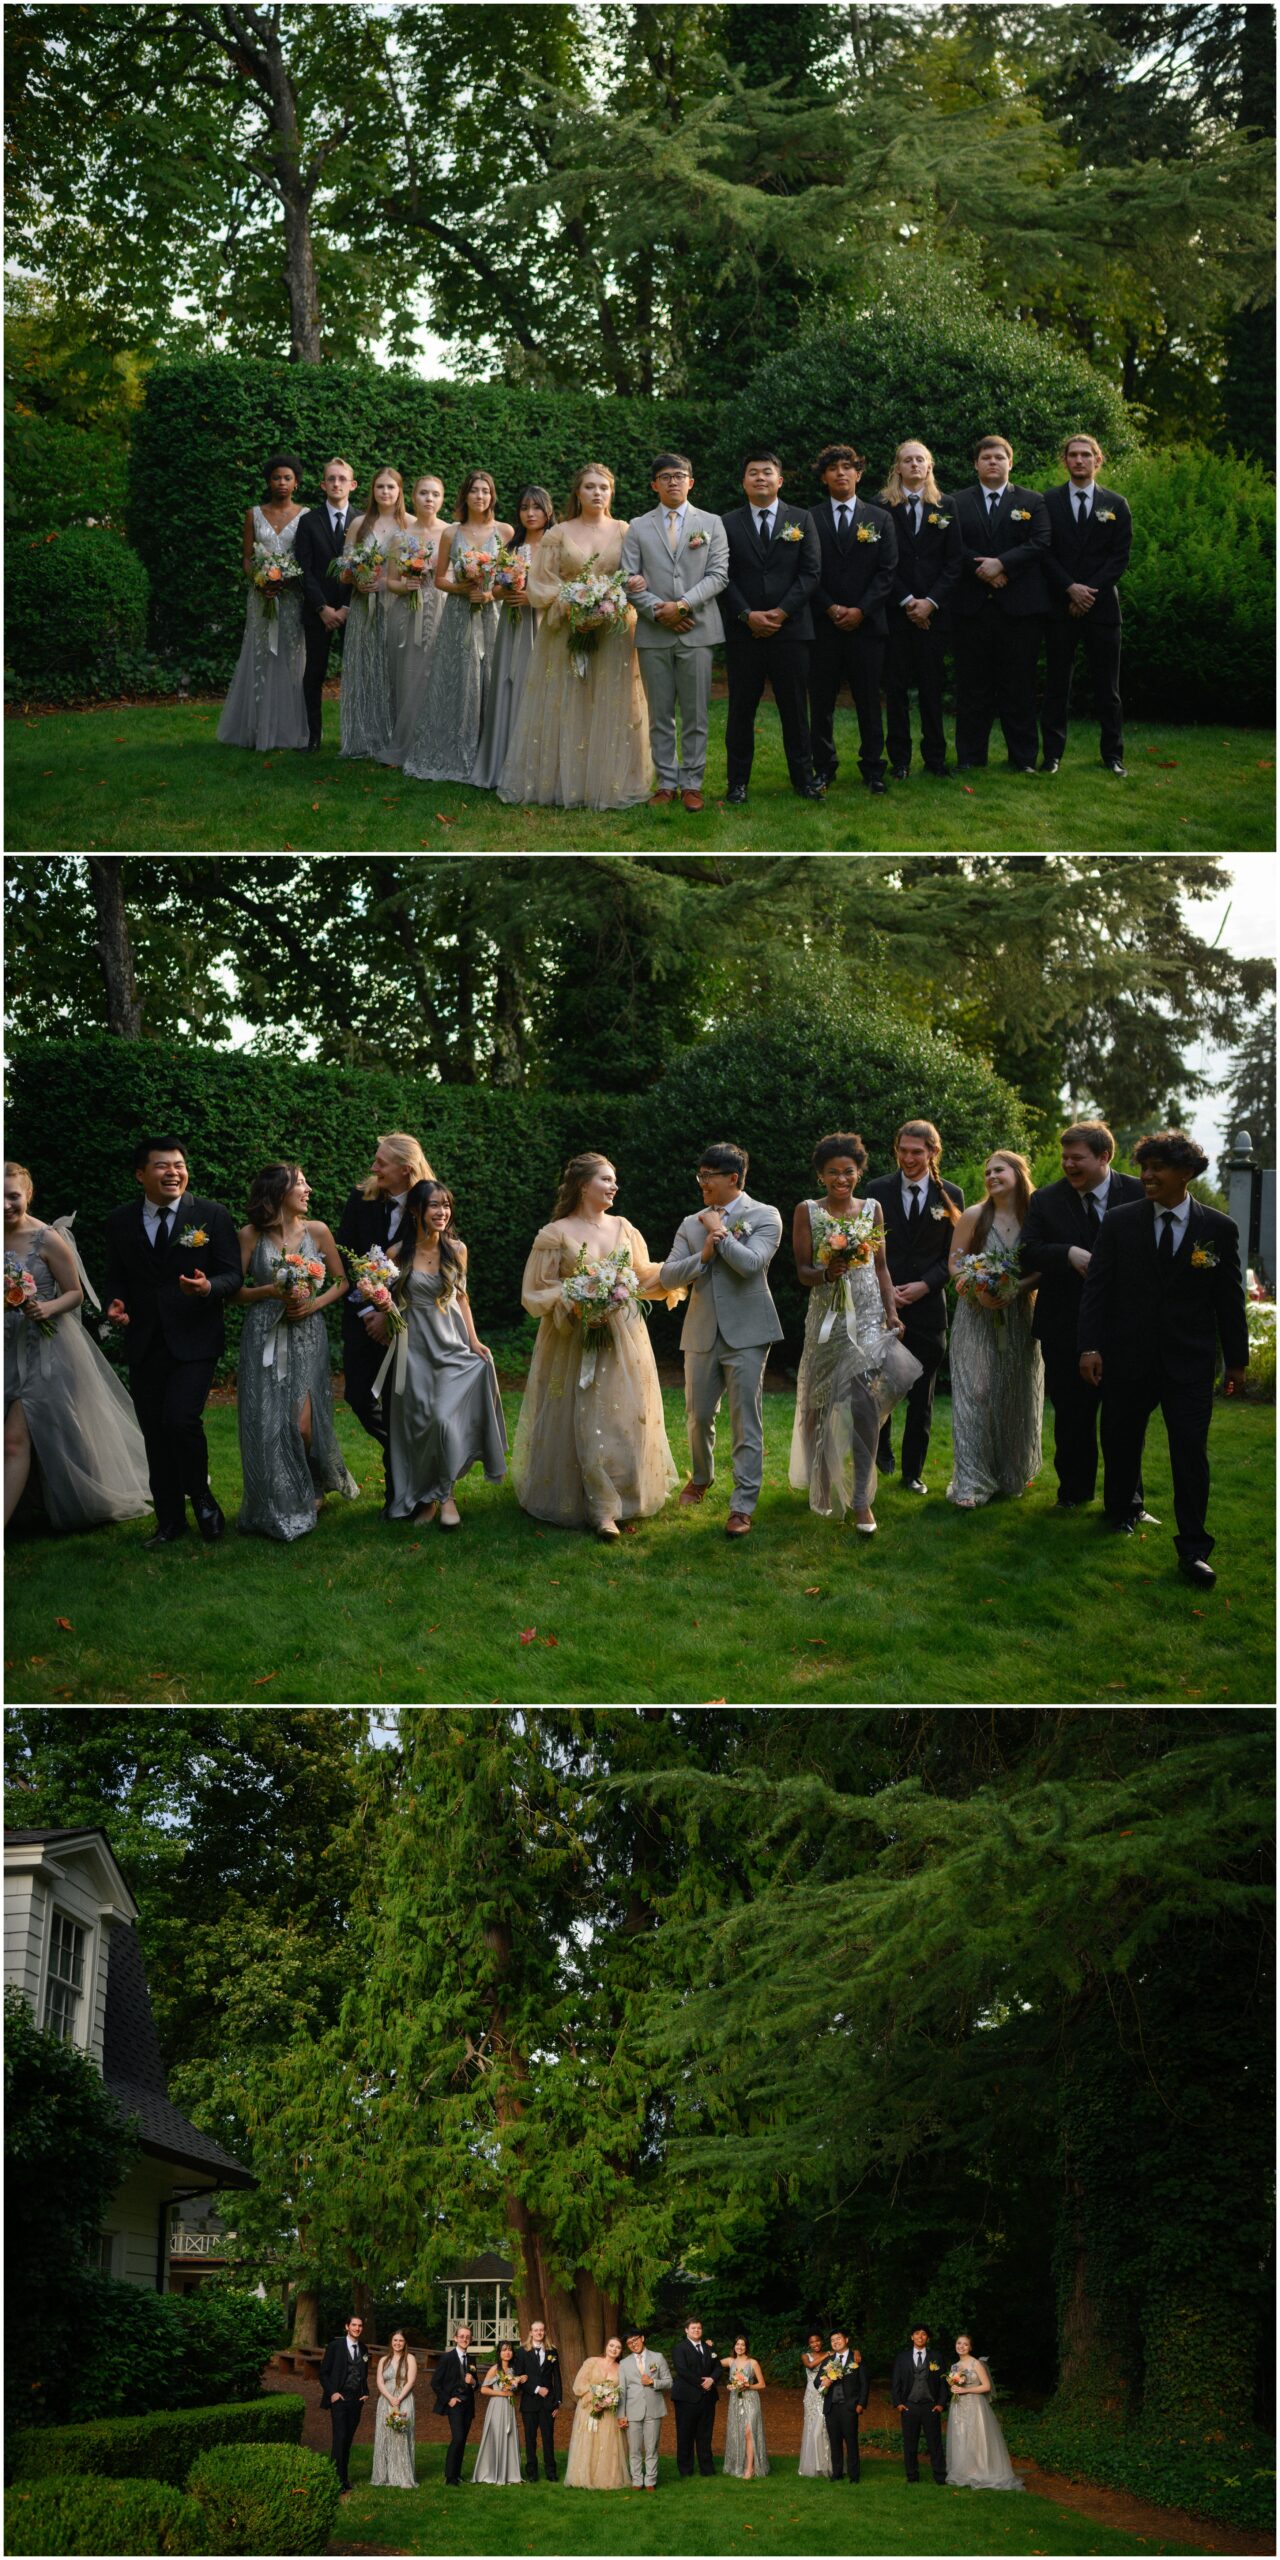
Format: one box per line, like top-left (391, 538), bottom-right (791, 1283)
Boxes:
top-left (954, 608), bottom-right (1045, 768)
top-left (900, 2402), bottom-right (946, 2482)
top-left (825, 2400), bottom-right (863, 2480)
top-left (442, 2395), bottom-right (475, 2483)
top-left (885, 614), bottom-right (949, 771)
top-left (342, 1315), bottom-right (392, 1498)
top-left (810, 622), bottom-right (886, 780)
top-left (522, 2397), bottom-right (558, 2478)
top-left (1042, 1341), bottom-right (1143, 1510)
top-left (723, 632), bottom-right (814, 788)
top-left (674, 2392), bottom-right (717, 2475)
top-left (1102, 1369), bottom-right (1215, 1562)
top-left (328, 2390), bottom-right (364, 2489)
top-left (1041, 616), bottom-right (1123, 765)
top-left (877, 1323), bottom-right (945, 1482)
top-left (302, 610), bottom-right (342, 747)
top-left (127, 1342), bottom-right (217, 1534)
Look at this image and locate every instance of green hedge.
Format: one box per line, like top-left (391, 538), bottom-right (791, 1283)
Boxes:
top-left (128, 357), bottom-right (717, 688)
top-left (5, 410), bottom-right (130, 538)
top-left (4, 523), bottom-right (155, 704)
top-left (1001, 2410), bottom-right (1276, 2533)
top-left (1109, 446), bottom-right (1276, 724)
top-left (186, 2443), bottom-right (339, 2557)
top-left (5, 2476), bottom-right (206, 2557)
top-left (9, 2394), bottom-right (306, 2487)
top-left (21, 2277), bottom-right (283, 2425)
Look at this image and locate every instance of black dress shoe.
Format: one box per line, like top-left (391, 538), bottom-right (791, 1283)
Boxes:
top-left (891, 764), bottom-right (909, 781)
top-left (1179, 1556), bottom-right (1217, 1588)
top-left (799, 778), bottom-right (826, 799)
top-left (1041, 759), bottom-right (1060, 774)
top-left (1055, 1497), bottom-right (1084, 1510)
top-left (194, 1497), bottom-right (225, 1544)
top-left (1106, 760), bottom-right (1128, 776)
top-left (866, 776), bottom-right (887, 795)
top-left (724, 783), bottom-right (748, 805)
top-left (955, 760), bottom-right (982, 772)
top-left (142, 1525), bottom-right (187, 1550)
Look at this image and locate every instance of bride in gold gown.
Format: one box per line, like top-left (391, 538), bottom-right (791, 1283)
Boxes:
top-left (565, 2338), bottom-right (628, 2490)
top-left (497, 462), bottom-right (651, 810)
top-left (512, 1152), bottom-right (682, 1540)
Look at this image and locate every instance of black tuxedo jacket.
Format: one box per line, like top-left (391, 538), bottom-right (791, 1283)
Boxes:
top-left (671, 2335), bottom-right (720, 2403)
top-left (811, 496), bottom-right (899, 635)
top-left (887, 497), bottom-right (964, 618)
top-left (295, 502), bottom-right (355, 620)
top-left (1078, 1199), bottom-right (1249, 1383)
top-left (719, 504), bottom-right (821, 643)
top-left (1021, 1172), bottom-right (1144, 1356)
top-left (512, 2343), bottom-right (563, 2412)
top-left (1043, 483), bottom-right (1132, 627)
top-left (319, 2335), bottom-right (370, 2400)
top-left (863, 1174), bottom-right (965, 1336)
top-left (103, 1191), bottom-right (240, 1366)
top-left (337, 1187), bottom-right (402, 1262)
top-left (891, 2347), bottom-right (947, 2407)
top-left (947, 484), bottom-right (1051, 619)
top-left (432, 2346), bottom-right (481, 2412)
top-left (820, 2352), bottom-right (870, 2415)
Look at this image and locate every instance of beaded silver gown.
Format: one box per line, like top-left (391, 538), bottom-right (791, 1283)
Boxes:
top-left (236, 1231), bottom-right (359, 1540)
top-left (401, 521), bottom-right (501, 784)
top-left (380, 526), bottom-right (447, 763)
top-left (946, 1231), bottom-right (1044, 1504)
top-left (470, 543), bottom-right (538, 789)
top-left (371, 2360), bottom-right (417, 2489)
top-left (384, 1270), bottom-right (507, 1514)
top-left (338, 523), bottom-right (396, 761)
top-left (789, 1204), bottom-right (923, 1515)
top-left (798, 2363), bottom-right (833, 2476)
top-left (217, 505), bottom-right (309, 752)
top-left (722, 2365), bottom-right (769, 2477)
top-left (4, 1224), bottom-right (151, 1529)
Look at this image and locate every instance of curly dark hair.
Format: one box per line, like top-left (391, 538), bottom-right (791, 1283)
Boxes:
top-left (812, 1131), bottom-right (868, 1173)
top-left (261, 451), bottom-right (304, 501)
top-left (1133, 1129), bottom-right (1210, 1177)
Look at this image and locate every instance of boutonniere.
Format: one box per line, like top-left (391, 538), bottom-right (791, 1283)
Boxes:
top-left (928, 2361), bottom-right (940, 2373)
top-left (926, 511), bottom-right (950, 526)
top-left (179, 1225), bottom-right (208, 1248)
top-left (686, 530), bottom-right (708, 548)
top-left (855, 523), bottom-right (881, 542)
top-left (930, 1204), bottom-right (949, 1220)
top-left (1009, 507), bottom-right (1031, 521)
top-left (1190, 1244), bottom-right (1219, 1269)
top-left (779, 524), bottom-right (804, 542)
top-left (1096, 508), bottom-right (1117, 522)
top-left (725, 1219), bottom-right (748, 1240)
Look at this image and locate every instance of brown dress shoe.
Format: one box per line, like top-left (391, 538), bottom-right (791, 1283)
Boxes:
top-left (649, 787), bottom-right (676, 805)
top-left (679, 1480), bottom-right (709, 1507)
top-left (725, 1510), bottom-right (752, 1537)
top-left (682, 788), bottom-right (704, 812)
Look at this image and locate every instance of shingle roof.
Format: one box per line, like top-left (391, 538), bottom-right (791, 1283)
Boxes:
top-left (102, 1922), bottom-right (255, 2190)
top-left (437, 2253), bottom-right (514, 2281)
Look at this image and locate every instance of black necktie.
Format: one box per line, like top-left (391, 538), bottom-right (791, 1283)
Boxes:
top-left (909, 499), bottom-right (920, 536)
top-left (758, 510), bottom-right (771, 542)
top-left (906, 1185), bottom-right (922, 1233)
top-left (836, 503), bottom-right (850, 548)
top-left (152, 1209), bottom-right (171, 1259)
top-left (332, 509), bottom-right (346, 543)
top-left (1077, 493), bottom-right (1089, 529)
top-left (1083, 1193), bottom-right (1100, 1240)
top-left (1159, 1210), bottom-right (1176, 1262)
top-left (987, 491), bottom-right (1000, 518)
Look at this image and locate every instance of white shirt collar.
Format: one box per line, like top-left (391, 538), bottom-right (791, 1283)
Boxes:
top-left (1069, 480), bottom-right (1096, 501)
top-left (982, 481), bottom-right (1009, 498)
top-left (1155, 1193), bottom-right (1191, 1231)
top-left (143, 1195), bottom-right (183, 1232)
top-left (754, 500), bottom-right (778, 528)
top-left (831, 493), bottom-right (857, 516)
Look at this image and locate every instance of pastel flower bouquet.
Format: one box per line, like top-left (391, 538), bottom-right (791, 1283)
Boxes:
top-left (561, 1243), bottom-right (645, 1386)
top-left (813, 1206), bottom-right (876, 1272)
top-left (345, 1245), bottom-right (407, 1340)
top-left (954, 1235), bottom-right (1022, 1325)
top-left (385, 2406), bottom-right (410, 2435)
top-left (4, 1253), bottom-right (55, 1337)
top-left (557, 554), bottom-right (631, 676)
top-left (273, 1250), bottom-right (327, 1306)
top-left (587, 2380), bottom-right (620, 2431)
top-left (450, 541), bottom-right (499, 604)
top-left (395, 536), bottom-right (436, 609)
top-left (251, 543), bottom-right (303, 620)
top-left (330, 536), bottom-right (385, 610)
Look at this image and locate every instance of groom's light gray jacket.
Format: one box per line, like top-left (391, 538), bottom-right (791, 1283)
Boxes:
top-left (617, 2350), bottom-right (672, 2419)
top-left (619, 506), bottom-right (729, 651)
top-left (660, 1194), bottom-right (784, 1351)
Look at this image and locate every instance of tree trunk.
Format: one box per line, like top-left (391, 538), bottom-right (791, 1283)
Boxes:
top-left (1055, 2166), bottom-right (1129, 2423)
top-left (291, 2288), bottom-right (321, 2350)
top-left (281, 185), bottom-right (322, 362)
top-left (87, 858), bottom-right (143, 1036)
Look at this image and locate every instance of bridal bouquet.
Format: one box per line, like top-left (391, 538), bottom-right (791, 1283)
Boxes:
top-left (587, 2380), bottom-right (620, 2431)
top-left (272, 1249), bottom-right (326, 1305)
top-left (251, 543), bottom-right (302, 620)
top-left (4, 1254), bottom-right (56, 1336)
top-left (558, 555), bottom-right (631, 676)
top-left (954, 1236), bottom-right (1022, 1326)
top-left (562, 1243), bottom-right (645, 1386)
top-left (813, 1206), bottom-right (876, 1271)
top-left (330, 536), bottom-right (384, 610)
top-left (345, 1245), bottom-right (407, 1340)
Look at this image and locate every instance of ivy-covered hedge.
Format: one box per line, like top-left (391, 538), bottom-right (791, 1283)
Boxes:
top-left (20, 2276), bottom-right (283, 2427)
top-left (1109, 446), bottom-right (1276, 724)
top-left (186, 2443), bottom-right (339, 2557)
top-left (1001, 2410), bottom-right (1276, 2533)
top-left (5, 2475), bottom-right (207, 2557)
top-left (9, 2392), bottom-right (305, 2486)
top-left (5, 524), bottom-right (157, 705)
top-left (5, 410), bottom-right (130, 538)
top-left (128, 358), bottom-right (717, 688)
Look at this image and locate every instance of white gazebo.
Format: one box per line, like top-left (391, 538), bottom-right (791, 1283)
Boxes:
top-left (436, 2253), bottom-right (519, 2350)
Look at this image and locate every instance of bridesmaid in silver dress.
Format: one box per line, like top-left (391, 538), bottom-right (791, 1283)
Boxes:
top-left (401, 468), bottom-right (514, 784)
top-left (371, 2330), bottom-right (418, 2489)
top-left (945, 2335), bottom-right (1025, 2489)
top-left (338, 466), bottom-right (406, 761)
top-left (4, 1163), bottom-right (151, 1532)
top-left (217, 453), bottom-right (309, 752)
top-left (385, 1182), bottom-right (507, 1529)
top-left (472, 2341), bottom-right (523, 2485)
top-left (235, 1162), bottom-right (359, 1541)
top-left (798, 2334), bottom-right (833, 2477)
top-left (381, 473), bottom-right (448, 762)
top-left (947, 1152), bottom-right (1044, 1507)
top-left (791, 1133), bottom-right (921, 1534)
top-left (721, 2335), bottom-right (769, 2478)
top-left (470, 484), bottom-right (553, 789)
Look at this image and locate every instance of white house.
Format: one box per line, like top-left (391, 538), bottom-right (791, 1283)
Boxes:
top-left (5, 1827), bottom-right (254, 2288)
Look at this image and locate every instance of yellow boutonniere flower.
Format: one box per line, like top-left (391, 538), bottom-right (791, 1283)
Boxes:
top-left (855, 524), bottom-right (880, 542)
top-left (179, 1225), bottom-right (209, 1248)
top-left (1190, 1245), bottom-right (1219, 1269)
top-left (780, 523), bottom-right (804, 541)
top-left (1096, 508), bottom-right (1117, 522)
top-left (1010, 507), bottom-right (1031, 521)
top-left (927, 511), bottom-right (950, 526)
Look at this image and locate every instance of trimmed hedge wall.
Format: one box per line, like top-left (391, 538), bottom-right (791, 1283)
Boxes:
top-left (1110, 446), bottom-right (1276, 725)
top-left (20, 2275), bottom-right (283, 2427)
top-left (186, 2443), bottom-right (339, 2557)
top-left (128, 358), bottom-right (717, 688)
top-left (9, 2394), bottom-right (306, 2488)
top-left (5, 2476), bottom-right (206, 2557)
top-left (5, 525), bottom-right (155, 705)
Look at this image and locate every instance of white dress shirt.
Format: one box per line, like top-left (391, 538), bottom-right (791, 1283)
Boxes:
top-left (142, 1196), bottom-right (182, 1245)
top-left (1155, 1194), bottom-right (1192, 1246)
top-left (1069, 480), bottom-right (1096, 518)
top-left (752, 499), bottom-right (780, 538)
top-left (900, 1177), bottom-right (928, 1222)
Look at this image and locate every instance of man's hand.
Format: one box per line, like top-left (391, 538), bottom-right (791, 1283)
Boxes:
top-left (1067, 1245), bottom-right (1092, 1276)
top-left (697, 1210), bottom-right (726, 1236)
top-left (745, 608), bottom-right (778, 637)
top-left (365, 1310), bottom-right (390, 1345)
top-left (701, 2375), bottom-right (714, 2390)
top-left (1066, 582), bottom-right (1097, 611)
top-left (106, 1297), bottom-right (130, 1326)
top-left (1225, 1365), bottom-right (1248, 1394)
top-left (320, 603), bottom-right (342, 630)
top-left (625, 573), bottom-right (647, 596)
top-left (331, 2392), bottom-right (343, 2406)
top-left (655, 599), bottom-right (691, 628)
top-left (906, 597), bottom-right (936, 626)
top-left (975, 556), bottom-right (1004, 584)
top-left (827, 603), bottom-right (857, 628)
top-left (894, 1280), bottom-right (928, 1306)
top-left (618, 2414), bottom-right (629, 2427)
top-left (448, 2394), bottom-right (460, 2408)
top-left (1079, 1350), bottom-right (1103, 1386)
top-left (178, 1268), bottom-right (212, 1296)
top-left (898, 2403), bottom-right (909, 2413)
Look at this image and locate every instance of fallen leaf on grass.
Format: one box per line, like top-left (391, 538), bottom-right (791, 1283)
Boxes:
top-left (962, 784), bottom-right (975, 794)
top-left (426, 1624), bottom-right (439, 1633)
top-left (519, 1626), bottom-right (537, 1644)
top-left (311, 801), bottom-right (321, 811)
top-left (544, 1635), bottom-right (558, 1648)
top-left (803, 1586), bottom-right (822, 1596)
top-left (1258, 759), bottom-right (1274, 769)
top-left (56, 1617), bottom-right (73, 1630)
top-left (250, 1671), bottom-right (278, 1685)
top-left (807, 1638), bottom-right (828, 1648)
top-left (29, 1655), bottom-right (47, 1665)
top-left (436, 813), bottom-right (457, 825)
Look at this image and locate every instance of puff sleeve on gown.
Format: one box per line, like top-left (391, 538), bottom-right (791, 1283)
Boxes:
top-left (497, 523), bottom-right (652, 811)
top-left (565, 2358), bottom-right (627, 2489)
top-left (511, 1220), bottom-right (679, 1528)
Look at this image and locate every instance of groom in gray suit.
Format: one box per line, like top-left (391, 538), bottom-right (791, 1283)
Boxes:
top-left (620, 454), bottom-right (729, 812)
top-left (660, 1141), bottom-right (783, 1538)
top-left (617, 2328), bottom-right (672, 2489)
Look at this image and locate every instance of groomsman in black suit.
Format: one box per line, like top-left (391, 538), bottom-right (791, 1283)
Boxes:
top-left (103, 1137), bottom-right (241, 1548)
top-left (864, 1120), bottom-right (964, 1492)
top-left (719, 451), bottom-right (825, 804)
top-left (947, 434), bottom-right (1050, 772)
top-left (671, 2317), bottom-right (719, 2474)
top-left (884, 438), bottom-right (964, 780)
top-left (319, 2313), bottom-right (370, 2495)
top-left (1020, 1120), bottom-right (1145, 1511)
top-left (513, 2319), bottom-right (562, 2480)
top-left (432, 2324), bottom-right (481, 2484)
top-left (1040, 433), bottom-right (1133, 776)
top-left (818, 2329), bottom-right (870, 2482)
top-left (336, 1133), bottom-right (434, 1507)
top-left (892, 2326), bottom-right (947, 2484)
top-left (294, 456), bottom-right (357, 748)
top-left (1079, 1130), bottom-right (1249, 1588)
top-left (809, 442), bottom-right (898, 796)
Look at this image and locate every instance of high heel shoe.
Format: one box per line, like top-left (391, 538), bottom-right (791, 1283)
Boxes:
top-left (854, 1516), bottom-right (877, 1535)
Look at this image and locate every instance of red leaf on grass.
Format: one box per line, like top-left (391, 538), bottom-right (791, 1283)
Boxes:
top-left (251, 1671), bottom-right (278, 1685)
top-left (962, 784), bottom-right (975, 795)
top-left (544, 1635), bottom-right (559, 1648)
top-left (55, 1617), bottom-right (73, 1631)
top-left (1258, 760), bottom-right (1274, 769)
top-left (519, 1626), bottom-right (537, 1644)
top-left (311, 802), bottom-right (321, 811)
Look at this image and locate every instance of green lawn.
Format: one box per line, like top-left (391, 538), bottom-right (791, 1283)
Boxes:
top-left (5, 699), bottom-right (1275, 851)
top-left (326, 2446), bottom-right (1201, 2555)
top-left (4, 1390), bottom-right (1272, 1706)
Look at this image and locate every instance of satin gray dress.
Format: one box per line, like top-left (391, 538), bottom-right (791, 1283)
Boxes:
top-left (217, 505), bottom-right (309, 752)
top-left (338, 524), bottom-right (395, 761)
top-left (723, 2365), bottom-right (769, 2476)
top-left (471, 2385), bottom-right (523, 2484)
top-left (401, 521), bottom-right (500, 783)
top-left (5, 1224), bottom-right (152, 1529)
top-left (385, 1269), bottom-right (507, 1515)
top-left (236, 1231), bottom-right (359, 1540)
top-left (470, 543), bottom-right (538, 788)
top-left (380, 528), bottom-right (447, 764)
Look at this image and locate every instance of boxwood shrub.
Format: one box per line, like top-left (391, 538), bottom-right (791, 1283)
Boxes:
top-left (20, 2275), bottom-right (283, 2425)
top-left (186, 2443), bottom-right (339, 2557)
top-left (4, 2477), bottom-right (206, 2557)
top-left (4, 524), bottom-right (155, 704)
top-left (1109, 445), bottom-right (1276, 724)
top-left (9, 2393), bottom-right (305, 2487)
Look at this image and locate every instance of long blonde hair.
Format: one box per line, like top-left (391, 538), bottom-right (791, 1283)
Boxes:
top-left (358, 1134), bottom-right (435, 1201)
top-left (3, 1161), bottom-right (34, 1203)
top-left (972, 1150), bottom-right (1034, 1246)
top-left (893, 1119), bottom-right (959, 1224)
top-left (354, 465), bottom-right (409, 545)
top-left (566, 462), bottom-right (616, 520)
top-left (880, 442), bottom-right (943, 507)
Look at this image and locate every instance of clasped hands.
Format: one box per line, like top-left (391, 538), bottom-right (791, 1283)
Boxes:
top-left (975, 558), bottom-right (1009, 588)
top-left (1067, 581), bottom-right (1098, 619)
top-left (624, 575), bottom-right (694, 633)
top-left (827, 603), bottom-right (864, 630)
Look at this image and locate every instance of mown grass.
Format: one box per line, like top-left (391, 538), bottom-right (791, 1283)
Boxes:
top-left (4, 1391), bottom-right (1271, 1707)
top-left (5, 699), bottom-right (1275, 852)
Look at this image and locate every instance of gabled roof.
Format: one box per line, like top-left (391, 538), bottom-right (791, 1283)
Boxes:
top-left (102, 1919), bottom-right (255, 2191)
top-left (437, 2253), bottom-right (514, 2281)
top-left (4, 1827), bottom-right (138, 1921)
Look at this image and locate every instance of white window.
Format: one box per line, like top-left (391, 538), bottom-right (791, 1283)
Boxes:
top-left (44, 1910), bottom-right (86, 2044)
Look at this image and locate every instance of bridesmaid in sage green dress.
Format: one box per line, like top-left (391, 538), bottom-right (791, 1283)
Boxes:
top-left (472, 2342), bottom-right (523, 2485)
top-left (235, 1162), bottom-right (359, 1541)
top-left (385, 1180), bottom-right (507, 1529)
top-left (721, 2336), bottom-right (769, 2478)
top-left (946, 1152), bottom-right (1044, 1507)
top-left (382, 473), bottom-right (448, 762)
top-left (470, 484), bottom-right (553, 789)
top-left (401, 468), bottom-right (513, 784)
top-left (338, 467), bottom-right (406, 761)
